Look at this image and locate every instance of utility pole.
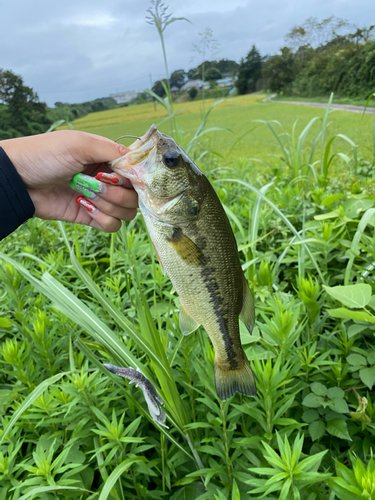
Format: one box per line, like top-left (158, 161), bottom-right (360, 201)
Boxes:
top-left (150, 73), bottom-right (156, 111)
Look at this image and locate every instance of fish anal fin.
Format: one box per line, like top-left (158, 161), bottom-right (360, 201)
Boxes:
top-left (215, 358), bottom-right (257, 401)
top-left (167, 227), bottom-right (205, 266)
top-left (179, 302), bottom-right (200, 335)
top-left (240, 274), bottom-right (255, 334)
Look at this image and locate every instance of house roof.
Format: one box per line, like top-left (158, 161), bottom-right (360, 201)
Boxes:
top-left (216, 77), bottom-right (234, 84)
top-left (180, 79), bottom-right (203, 90)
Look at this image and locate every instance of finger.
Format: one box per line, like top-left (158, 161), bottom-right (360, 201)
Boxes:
top-left (72, 131), bottom-right (130, 165)
top-left (88, 195), bottom-right (138, 220)
top-left (70, 173), bottom-right (138, 208)
top-left (95, 172), bottom-right (124, 186)
top-left (75, 197), bottom-right (122, 233)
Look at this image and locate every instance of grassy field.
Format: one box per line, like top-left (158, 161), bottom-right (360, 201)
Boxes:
top-left (59, 93), bottom-right (375, 165)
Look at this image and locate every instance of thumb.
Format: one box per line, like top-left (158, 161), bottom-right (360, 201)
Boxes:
top-left (76, 131), bottom-right (130, 165)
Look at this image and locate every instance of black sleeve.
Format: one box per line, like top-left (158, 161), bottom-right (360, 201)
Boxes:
top-left (0, 147), bottom-right (35, 240)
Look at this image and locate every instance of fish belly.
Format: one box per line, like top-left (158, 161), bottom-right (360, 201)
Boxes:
top-left (142, 210), bottom-right (244, 366)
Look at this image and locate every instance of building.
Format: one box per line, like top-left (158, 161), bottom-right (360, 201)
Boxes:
top-left (180, 80), bottom-right (211, 91)
top-left (216, 77), bottom-right (236, 88)
top-left (110, 91), bottom-right (137, 104)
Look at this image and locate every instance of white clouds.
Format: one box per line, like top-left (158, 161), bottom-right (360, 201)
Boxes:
top-left (0, 0), bottom-right (373, 106)
top-left (61, 13), bottom-right (117, 28)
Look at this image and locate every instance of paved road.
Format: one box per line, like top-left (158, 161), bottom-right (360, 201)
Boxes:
top-left (263, 95), bottom-right (375, 115)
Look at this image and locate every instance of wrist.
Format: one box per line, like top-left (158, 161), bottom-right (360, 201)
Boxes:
top-left (0, 137), bottom-right (32, 187)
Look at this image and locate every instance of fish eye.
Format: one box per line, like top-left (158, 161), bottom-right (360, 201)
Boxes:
top-left (163, 151), bottom-right (180, 168)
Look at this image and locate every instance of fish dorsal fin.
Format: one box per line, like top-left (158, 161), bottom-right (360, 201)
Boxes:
top-left (240, 275), bottom-right (255, 334)
top-left (167, 227), bottom-right (205, 266)
top-left (179, 302), bottom-right (200, 335)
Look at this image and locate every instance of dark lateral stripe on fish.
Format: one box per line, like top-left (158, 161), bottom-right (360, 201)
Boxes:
top-left (200, 264), bottom-right (239, 369)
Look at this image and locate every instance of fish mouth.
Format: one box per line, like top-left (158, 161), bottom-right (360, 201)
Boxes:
top-left (107, 124), bottom-right (160, 184)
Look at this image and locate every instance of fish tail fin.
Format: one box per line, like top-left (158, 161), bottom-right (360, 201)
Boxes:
top-left (214, 359), bottom-right (257, 401)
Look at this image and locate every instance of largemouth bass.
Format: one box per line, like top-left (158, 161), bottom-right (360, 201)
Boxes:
top-left (109, 125), bottom-right (256, 400)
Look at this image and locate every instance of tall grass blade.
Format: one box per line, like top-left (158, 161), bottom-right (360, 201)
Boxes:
top-left (18, 486), bottom-right (93, 500)
top-left (217, 180), bottom-right (324, 281)
top-left (344, 208), bottom-right (375, 285)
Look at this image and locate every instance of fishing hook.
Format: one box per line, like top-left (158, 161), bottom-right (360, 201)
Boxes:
top-left (114, 134), bottom-right (143, 143)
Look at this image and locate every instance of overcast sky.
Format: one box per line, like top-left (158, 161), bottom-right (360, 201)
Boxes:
top-left (0, 0), bottom-right (373, 106)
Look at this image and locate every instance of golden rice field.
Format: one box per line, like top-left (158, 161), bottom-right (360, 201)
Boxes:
top-left (59, 93), bottom-right (375, 164)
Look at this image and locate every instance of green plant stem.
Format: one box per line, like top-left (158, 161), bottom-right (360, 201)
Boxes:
top-left (220, 402), bottom-right (232, 488)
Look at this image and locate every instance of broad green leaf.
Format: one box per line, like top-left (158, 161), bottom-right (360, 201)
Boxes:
top-left (310, 382), bottom-right (327, 397)
top-left (302, 394), bottom-right (325, 408)
top-left (327, 308), bottom-right (375, 323)
top-left (326, 419), bottom-right (351, 440)
top-left (367, 295), bottom-right (375, 311)
top-left (347, 354), bottom-right (367, 367)
top-left (359, 366), bottom-right (375, 389)
top-left (367, 351), bottom-right (375, 365)
top-left (327, 387), bottom-right (345, 399)
top-left (324, 284), bottom-right (372, 308)
top-left (347, 324), bottom-right (366, 338)
top-left (302, 410), bottom-right (319, 423)
top-left (309, 420), bottom-right (326, 441)
top-left (0, 317), bottom-right (12, 328)
top-left (327, 398), bottom-right (349, 414)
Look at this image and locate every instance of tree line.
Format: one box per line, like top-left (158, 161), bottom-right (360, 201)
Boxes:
top-left (236, 17), bottom-right (375, 98)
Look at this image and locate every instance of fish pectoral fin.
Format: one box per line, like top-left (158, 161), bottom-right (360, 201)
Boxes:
top-left (179, 302), bottom-right (200, 335)
top-left (240, 274), bottom-right (255, 334)
top-left (167, 227), bottom-right (205, 266)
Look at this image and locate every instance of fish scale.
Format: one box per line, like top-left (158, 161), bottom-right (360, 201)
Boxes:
top-left (109, 124), bottom-right (257, 400)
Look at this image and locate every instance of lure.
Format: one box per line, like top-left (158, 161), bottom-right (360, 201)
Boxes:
top-left (103, 363), bottom-right (168, 428)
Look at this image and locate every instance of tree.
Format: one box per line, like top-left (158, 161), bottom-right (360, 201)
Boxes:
top-left (188, 87), bottom-right (198, 99)
top-left (170, 69), bottom-right (186, 88)
top-left (262, 47), bottom-right (296, 93)
top-left (187, 68), bottom-right (196, 79)
top-left (285, 16), bottom-right (349, 50)
top-left (236, 45), bottom-right (263, 95)
top-left (205, 67), bottom-right (222, 81)
top-left (0, 69), bottom-right (51, 137)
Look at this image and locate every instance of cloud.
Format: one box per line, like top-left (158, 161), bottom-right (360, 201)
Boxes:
top-left (0, 0), bottom-right (373, 106)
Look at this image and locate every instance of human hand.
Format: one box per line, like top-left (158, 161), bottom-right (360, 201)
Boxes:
top-left (1, 130), bottom-right (138, 232)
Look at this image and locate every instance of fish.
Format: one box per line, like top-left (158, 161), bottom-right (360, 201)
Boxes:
top-left (108, 124), bottom-right (256, 401)
top-left (103, 362), bottom-right (168, 428)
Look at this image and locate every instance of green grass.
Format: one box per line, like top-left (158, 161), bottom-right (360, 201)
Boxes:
top-left (59, 93), bottom-right (375, 165)
top-left (2, 96), bottom-right (375, 499)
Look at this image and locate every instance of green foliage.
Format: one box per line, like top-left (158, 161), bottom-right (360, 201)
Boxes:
top-left (205, 68), bottom-right (222, 81)
top-left (329, 455), bottom-right (375, 499)
top-left (0, 69), bottom-right (51, 138)
top-left (47, 97), bottom-right (119, 125)
top-left (236, 46), bottom-right (263, 95)
top-left (188, 87), bottom-right (198, 99)
top-left (264, 16), bottom-right (375, 99)
top-left (246, 432), bottom-right (330, 498)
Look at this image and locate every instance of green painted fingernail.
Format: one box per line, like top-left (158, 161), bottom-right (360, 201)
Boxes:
top-left (70, 181), bottom-right (99, 199)
top-left (71, 173), bottom-right (102, 193)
